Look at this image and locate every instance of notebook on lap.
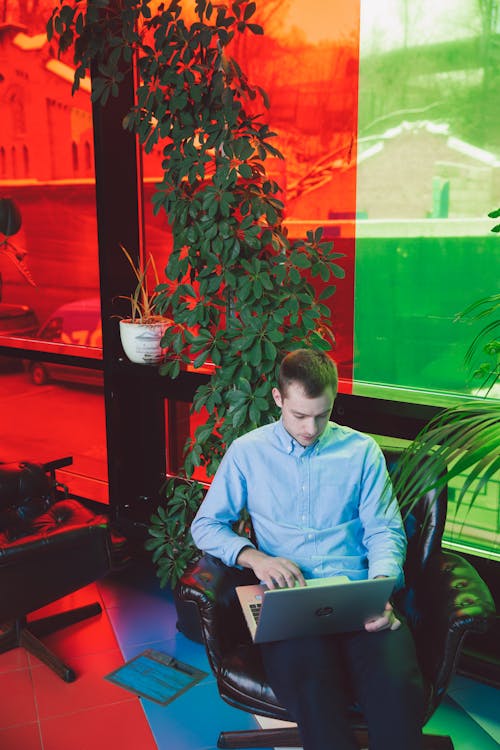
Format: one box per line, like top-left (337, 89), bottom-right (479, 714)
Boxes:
top-left (236, 575), bottom-right (396, 644)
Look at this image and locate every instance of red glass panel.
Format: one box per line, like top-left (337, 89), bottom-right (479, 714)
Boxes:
top-left (0, 18), bottom-right (107, 502)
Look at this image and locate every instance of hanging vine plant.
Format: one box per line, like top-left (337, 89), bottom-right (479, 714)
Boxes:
top-left (48, 0), bottom-right (346, 585)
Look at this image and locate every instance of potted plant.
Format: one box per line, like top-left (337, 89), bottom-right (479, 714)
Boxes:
top-left (47, 0), bottom-right (345, 587)
top-left (116, 245), bottom-right (173, 365)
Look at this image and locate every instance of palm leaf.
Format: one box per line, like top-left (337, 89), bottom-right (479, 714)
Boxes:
top-left (391, 401), bottom-right (500, 527)
top-left (456, 293), bottom-right (500, 393)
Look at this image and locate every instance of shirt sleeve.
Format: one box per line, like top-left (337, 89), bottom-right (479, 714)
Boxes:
top-left (190, 441), bottom-right (256, 567)
top-left (358, 441), bottom-right (407, 589)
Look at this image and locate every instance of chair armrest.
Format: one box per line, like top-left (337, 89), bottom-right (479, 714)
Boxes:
top-left (403, 550), bottom-right (495, 714)
top-left (177, 554), bottom-right (257, 673)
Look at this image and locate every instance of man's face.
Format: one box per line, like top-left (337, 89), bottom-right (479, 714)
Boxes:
top-left (272, 381), bottom-right (336, 447)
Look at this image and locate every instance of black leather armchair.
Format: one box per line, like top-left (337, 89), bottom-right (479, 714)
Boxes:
top-left (0, 457), bottom-right (128, 682)
top-left (177, 449), bottom-right (496, 749)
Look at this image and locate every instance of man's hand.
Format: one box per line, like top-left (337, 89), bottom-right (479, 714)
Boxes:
top-left (364, 601), bottom-right (401, 632)
top-left (237, 547), bottom-right (305, 589)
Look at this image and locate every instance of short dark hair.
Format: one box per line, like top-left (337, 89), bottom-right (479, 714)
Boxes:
top-left (278, 349), bottom-right (338, 398)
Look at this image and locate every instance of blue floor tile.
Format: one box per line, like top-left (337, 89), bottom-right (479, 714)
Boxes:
top-left (98, 564), bottom-right (173, 609)
top-left (448, 674), bottom-right (500, 743)
top-left (106, 596), bottom-right (179, 648)
top-left (425, 693), bottom-right (500, 750)
top-left (141, 678), bottom-right (267, 750)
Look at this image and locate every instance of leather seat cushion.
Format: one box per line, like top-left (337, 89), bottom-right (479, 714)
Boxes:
top-left (0, 500), bottom-right (108, 563)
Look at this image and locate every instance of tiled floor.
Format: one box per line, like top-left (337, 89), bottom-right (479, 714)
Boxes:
top-left (1, 559), bottom-right (498, 750)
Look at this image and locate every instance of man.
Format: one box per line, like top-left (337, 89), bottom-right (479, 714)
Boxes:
top-left (191, 349), bottom-right (424, 750)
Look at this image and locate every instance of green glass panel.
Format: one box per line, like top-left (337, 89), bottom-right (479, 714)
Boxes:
top-left (354, 232), bottom-right (498, 395)
top-left (357, 2), bottom-right (500, 557)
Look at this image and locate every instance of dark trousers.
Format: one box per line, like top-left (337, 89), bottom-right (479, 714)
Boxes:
top-left (260, 622), bottom-right (424, 750)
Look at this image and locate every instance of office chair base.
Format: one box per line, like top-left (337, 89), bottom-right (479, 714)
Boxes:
top-left (218, 726), bottom-right (302, 748)
top-left (217, 727), bottom-right (369, 749)
top-left (0, 602), bottom-right (102, 682)
top-left (217, 727), bottom-right (454, 749)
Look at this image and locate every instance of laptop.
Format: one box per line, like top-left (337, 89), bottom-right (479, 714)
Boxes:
top-left (236, 575), bottom-right (396, 643)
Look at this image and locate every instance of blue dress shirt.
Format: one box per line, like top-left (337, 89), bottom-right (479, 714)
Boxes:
top-left (191, 419), bottom-right (407, 586)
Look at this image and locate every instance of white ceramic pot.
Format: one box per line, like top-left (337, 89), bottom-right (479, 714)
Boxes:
top-left (119, 319), bottom-right (169, 365)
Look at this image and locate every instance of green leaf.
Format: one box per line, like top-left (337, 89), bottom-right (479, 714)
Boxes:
top-left (319, 286), bottom-right (336, 300)
top-left (291, 250), bottom-right (311, 269)
top-left (193, 349), bottom-right (210, 368)
top-left (319, 263), bottom-right (330, 282)
top-left (244, 1), bottom-right (256, 20)
top-left (231, 404), bottom-right (249, 427)
top-left (263, 338), bottom-right (277, 360)
top-left (249, 400), bottom-right (262, 423)
top-left (247, 23), bottom-right (263, 34)
top-left (248, 340), bottom-right (262, 367)
top-left (238, 163), bottom-right (253, 179)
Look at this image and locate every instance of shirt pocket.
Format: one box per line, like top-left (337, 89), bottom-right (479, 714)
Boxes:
top-left (312, 477), bottom-right (360, 527)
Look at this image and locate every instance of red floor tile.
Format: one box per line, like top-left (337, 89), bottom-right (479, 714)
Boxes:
top-left (27, 585), bottom-right (119, 663)
top-left (29, 583), bottom-right (103, 620)
top-left (31, 648), bottom-right (132, 719)
top-left (40, 700), bottom-right (157, 750)
top-left (32, 612), bottom-right (118, 663)
top-left (0, 669), bottom-right (38, 728)
top-left (0, 646), bottom-right (29, 673)
top-left (0, 721), bottom-right (43, 750)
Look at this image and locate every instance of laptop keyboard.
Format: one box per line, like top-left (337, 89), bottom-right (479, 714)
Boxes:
top-left (249, 602), bottom-right (262, 623)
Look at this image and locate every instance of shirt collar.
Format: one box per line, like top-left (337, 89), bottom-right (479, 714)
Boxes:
top-left (273, 418), bottom-right (333, 455)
